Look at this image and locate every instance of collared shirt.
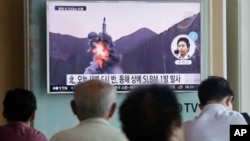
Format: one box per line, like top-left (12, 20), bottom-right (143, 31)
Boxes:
top-left (184, 104), bottom-right (248, 141)
top-left (0, 121), bottom-right (48, 141)
top-left (50, 117), bottom-right (128, 141)
top-left (178, 54), bottom-right (190, 59)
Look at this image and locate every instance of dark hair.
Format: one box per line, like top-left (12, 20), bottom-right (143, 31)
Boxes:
top-left (174, 37), bottom-right (190, 55)
top-left (198, 76), bottom-right (234, 106)
top-left (177, 37), bottom-right (190, 47)
top-left (119, 85), bottom-right (182, 141)
top-left (3, 88), bottom-right (37, 122)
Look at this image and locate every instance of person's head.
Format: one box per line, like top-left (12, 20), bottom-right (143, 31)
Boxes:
top-left (119, 85), bottom-right (183, 141)
top-left (198, 76), bottom-right (234, 110)
top-left (71, 79), bottom-right (117, 121)
top-left (3, 88), bottom-right (37, 123)
top-left (175, 37), bottom-right (190, 57)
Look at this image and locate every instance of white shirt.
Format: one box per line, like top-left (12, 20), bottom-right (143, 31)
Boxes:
top-left (50, 118), bottom-right (128, 141)
top-left (178, 54), bottom-right (190, 59)
top-left (184, 104), bottom-right (248, 141)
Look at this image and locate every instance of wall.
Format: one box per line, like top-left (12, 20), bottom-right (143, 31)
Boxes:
top-left (208, 0), bottom-right (226, 76)
top-left (0, 0), bottom-right (25, 124)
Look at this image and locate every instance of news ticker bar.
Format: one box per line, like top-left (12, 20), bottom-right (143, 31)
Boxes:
top-left (50, 84), bottom-right (199, 92)
top-left (230, 125), bottom-right (250, 141)
top-left (66, 73), bottom-right (201, 86)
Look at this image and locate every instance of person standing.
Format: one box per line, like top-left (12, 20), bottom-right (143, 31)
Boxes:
top-left (0, 88), bottom-right (48, 141)
top-left (184, 76), bottom-right (249, 141)
top-left (50, 79), bottom-right (128, 141)
top-left (119, 85), bottom-right (184, 141)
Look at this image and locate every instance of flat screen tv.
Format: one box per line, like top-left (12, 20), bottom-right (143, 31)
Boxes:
top-left (47, 1), bottom-right (202, 93)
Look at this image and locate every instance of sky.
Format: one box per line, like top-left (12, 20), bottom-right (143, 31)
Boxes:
top-left (48, 1), bottom-right (200, 40)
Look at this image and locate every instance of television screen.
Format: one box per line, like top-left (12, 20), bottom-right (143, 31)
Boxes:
top-left (47, 1), bottom-right (201, 93)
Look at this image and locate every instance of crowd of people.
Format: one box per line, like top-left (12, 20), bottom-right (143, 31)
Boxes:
top-left (0, 76), bottom-right (249, 141)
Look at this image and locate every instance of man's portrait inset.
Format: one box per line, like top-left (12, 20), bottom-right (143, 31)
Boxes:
top-left (171, 35), bottom-right (195, 60)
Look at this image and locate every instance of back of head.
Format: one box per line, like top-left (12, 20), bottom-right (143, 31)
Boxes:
top-left (198, 76), bottom-right (234, 106)
top-left (73, 79), bottom-right (116, 119)
top-left (3, 88), bottom-right (37, 122)
top-left (119, 85), bottom-right (182, 141)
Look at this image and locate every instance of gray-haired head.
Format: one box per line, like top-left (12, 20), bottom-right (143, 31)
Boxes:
top-left (71, 79), bottom-right (117, 120)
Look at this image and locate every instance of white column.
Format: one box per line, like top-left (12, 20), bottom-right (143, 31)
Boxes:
top-left (238, 0), bottom-right (250, 113)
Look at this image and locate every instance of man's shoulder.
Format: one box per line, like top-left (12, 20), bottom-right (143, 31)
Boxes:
top-left (28, 129), bottom-right (48, 141)
top-left (184, 110), bottom-right (248, 126)
top-left (49, 126), bottom-right (128, 141)
top-left (49, 128), bottom-right (75, 141)
top-left (227, 111), bottom-right (250, 124)
top-left (183, 117), bottom-right (199, 129)
top-left (18, 123), bottom-right (48, 141)
top-left (0, 124), bottom-right (7, 129)
top-left (0, 123), bottom-right (48, 141)
top-left (184, 114), bottom-right (200, 124)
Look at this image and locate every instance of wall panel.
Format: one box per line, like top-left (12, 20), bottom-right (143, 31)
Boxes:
top-left (0, 0), bottom-right (25, 125)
